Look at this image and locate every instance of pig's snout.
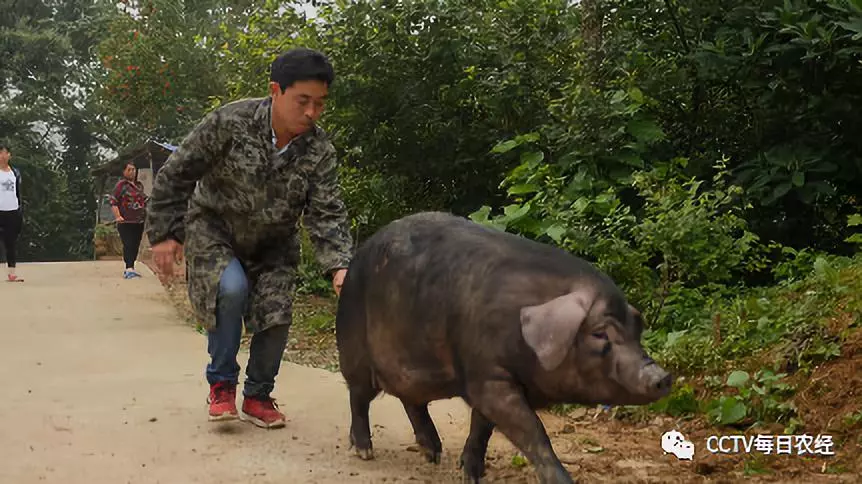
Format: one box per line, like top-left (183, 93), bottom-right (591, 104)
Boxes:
top-left (641, 360), bottom-right (673, 399)
top-left (653, 372), bottom-right (673, 393)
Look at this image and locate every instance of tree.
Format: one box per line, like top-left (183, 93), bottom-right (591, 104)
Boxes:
top-left (1, 0), bottom-right (115, 261)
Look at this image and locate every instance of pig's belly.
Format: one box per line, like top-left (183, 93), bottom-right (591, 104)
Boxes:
top-left (367, 328), bottom-right (461, 405)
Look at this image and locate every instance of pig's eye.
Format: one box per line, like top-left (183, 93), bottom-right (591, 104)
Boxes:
top-left (592, 331), bottom-right (609, 340)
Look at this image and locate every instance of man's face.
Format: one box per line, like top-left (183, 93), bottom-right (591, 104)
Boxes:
top-left (269, 80), bottom-right (328, 137)
top-left (0, 149), bottom-right (10, 165)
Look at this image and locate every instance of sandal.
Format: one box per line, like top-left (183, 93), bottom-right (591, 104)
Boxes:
top-left (7, 274), bottom-right (22, 282)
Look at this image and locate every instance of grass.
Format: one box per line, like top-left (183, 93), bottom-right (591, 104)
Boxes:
top-left (588, 254), bottom-right (862, 476)
top-left (280, 295), bottom-right (340, 371)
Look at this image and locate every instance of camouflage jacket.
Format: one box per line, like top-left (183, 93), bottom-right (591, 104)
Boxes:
top-left (146, 97), bottom-right (354, 333)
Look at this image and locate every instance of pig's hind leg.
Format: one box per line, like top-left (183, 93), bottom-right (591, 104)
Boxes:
top-left (335, 270), bottom-right (380, 461)
top-left (402, 402), bottom-right (443, 464)
top-left (347, 373), bottom-right (379, 460)
top-left (458, 408), bottom-right (495, 483)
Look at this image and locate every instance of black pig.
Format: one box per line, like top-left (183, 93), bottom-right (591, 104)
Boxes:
top-left (335, 211), bottom-right (673, 483)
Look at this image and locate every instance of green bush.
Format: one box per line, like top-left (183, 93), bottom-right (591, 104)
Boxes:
top-left (475, 129), bottom-right (862, 430)
top-left (296, 226), bottom-right (332, 297)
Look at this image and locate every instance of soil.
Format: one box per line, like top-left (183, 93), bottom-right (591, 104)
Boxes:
top-left (5, 260), bottom-right (854, 483)
top-left (142, 257), bottom-right (861, 483)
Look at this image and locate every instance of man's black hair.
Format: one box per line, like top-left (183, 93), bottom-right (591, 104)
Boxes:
top-left (270, 47), bottom-right (335, 92)
top-left (0, 140), bottom-right (9, 152)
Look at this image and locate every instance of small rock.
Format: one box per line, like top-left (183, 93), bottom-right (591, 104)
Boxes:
top-left (695, 462), bottom-right (715, 475)
top-left (148, 417), bottom-right (157, 422)
top-left (562, 424), bottom-right (576, 434)
top-left (570, 408), bottom-right (588, 420)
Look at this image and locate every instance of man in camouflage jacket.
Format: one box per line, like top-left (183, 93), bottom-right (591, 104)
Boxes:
top-left (147, 48), bottom-right (353, 428)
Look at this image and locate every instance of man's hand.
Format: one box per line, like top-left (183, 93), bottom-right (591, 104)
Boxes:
top-left (332, 268), bottom-right (347, 296)
top-left (152, 239), bottom-right (184, 281)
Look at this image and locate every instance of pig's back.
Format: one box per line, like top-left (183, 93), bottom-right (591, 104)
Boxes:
top-left (368, 211), bottom-right (608, 290)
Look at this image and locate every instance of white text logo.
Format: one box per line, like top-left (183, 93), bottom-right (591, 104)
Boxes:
top-left (706, 434), bottom-right (835, 456)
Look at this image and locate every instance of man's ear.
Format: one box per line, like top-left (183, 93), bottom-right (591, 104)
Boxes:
top-left (269, 81), bottom-right (282, 97)
top-left (520, 290), bottom-right (594, 371)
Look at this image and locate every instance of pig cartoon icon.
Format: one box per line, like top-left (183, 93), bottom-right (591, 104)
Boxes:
top-left (661, 430), bottom-right (694, 460)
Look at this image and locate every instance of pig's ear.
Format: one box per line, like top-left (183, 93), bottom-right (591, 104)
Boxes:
top-left (628, 304), bottom-right (644, 327)
top-left (520, 291), bottom-right (592, 371)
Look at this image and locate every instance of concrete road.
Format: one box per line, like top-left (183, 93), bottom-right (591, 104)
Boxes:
top-left (0, 262), bottom-right (494, 484)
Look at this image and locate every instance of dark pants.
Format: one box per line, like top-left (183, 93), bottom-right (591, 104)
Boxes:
top-left (0, 210), bottom-right (22, 268)
top-left (206, 257), bottom-right (291, 399)
top-left (116, 222), bottom-right (144, 270)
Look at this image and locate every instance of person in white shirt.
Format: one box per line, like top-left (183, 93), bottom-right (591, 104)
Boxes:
top-left (0, 141), bottom-right (23, 282)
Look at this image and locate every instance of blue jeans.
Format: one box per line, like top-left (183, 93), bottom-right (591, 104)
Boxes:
top-left (206, 257), bottom-right (291, 399)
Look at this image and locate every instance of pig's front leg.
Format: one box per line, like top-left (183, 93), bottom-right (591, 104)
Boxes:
top-left (459, 408), bottom-right (495, 483)
top-left (468, 380), bottom-right (574, 484)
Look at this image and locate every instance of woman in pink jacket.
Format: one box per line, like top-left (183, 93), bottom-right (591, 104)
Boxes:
top-left (109, 162), bottom-right (149, 279)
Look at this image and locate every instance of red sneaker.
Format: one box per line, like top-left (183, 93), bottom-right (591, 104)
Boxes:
top-left (207, 381), bottom-right (238, 421)
top-left (241, 396), bottom-right (287, 429)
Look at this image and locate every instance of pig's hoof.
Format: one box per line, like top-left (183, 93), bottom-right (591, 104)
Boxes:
top-left (407, 442), bottom-right (442, 464)
top-left (349, 434), bottom-right (375, 460)
top-left (420, 446), bottom-right (441, 464)
top-left (458, 454), bottom-right (484, 483)
top-left (461, 469), bottom-right (482, 484)
top-left (354, 447), bottom-right (375, 460)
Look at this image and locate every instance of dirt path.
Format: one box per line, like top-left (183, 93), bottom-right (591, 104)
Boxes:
top-left (0, 262), bottom-right (854, 483)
